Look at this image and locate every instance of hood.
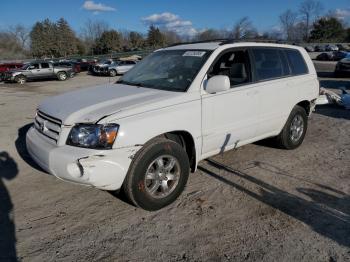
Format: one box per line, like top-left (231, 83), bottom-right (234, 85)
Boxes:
top-left (7, 69), bottom-right (26, 74)
top-left (340, 58), bottom-right (350, 64)
top-left (38, 84), bottom-right (185, 125)
top-left (95, 63), bottom-right (109, 67)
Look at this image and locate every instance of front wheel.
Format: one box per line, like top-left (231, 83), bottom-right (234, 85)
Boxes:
top-left (275, 105), bottom-right (308, 150)
top-left (123, 138), bottom-right (190, 211)
top-left (57, 72), bottom-right (68, 81)
top-left (109, 69), bottom-right (117, 77)
top-left (15, 75), bottom-right (26, 85)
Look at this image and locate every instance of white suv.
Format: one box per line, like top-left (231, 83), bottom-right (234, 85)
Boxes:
top-left (26, 41), bottom-right (319, 210)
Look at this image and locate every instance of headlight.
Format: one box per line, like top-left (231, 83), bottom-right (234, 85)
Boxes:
top-left (67, 124), bottom-right (119, 149)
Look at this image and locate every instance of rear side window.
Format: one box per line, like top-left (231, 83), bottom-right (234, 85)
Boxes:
top-left (41, 63), bottom-right (50, 69)
top-left (251, 48), bottom-right (289, 81)
top-left (285, 49), bottom-right (308, 75)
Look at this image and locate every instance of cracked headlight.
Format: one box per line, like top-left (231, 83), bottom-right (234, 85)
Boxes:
top-left (67, 124), bottom-right (119, 149)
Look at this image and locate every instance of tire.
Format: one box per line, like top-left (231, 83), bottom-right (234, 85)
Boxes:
top-left (109, 69), bottom-right (117, 77)
top-left (57, 72), bottom-right (68, 81)
top-left (15, 75), bottom-right (26, 85)
top-left (276, 105), bottom-right (308, 150)
top-left (123, 138), bottom-right (190, 211)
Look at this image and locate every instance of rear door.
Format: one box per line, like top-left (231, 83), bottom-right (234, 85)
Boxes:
top-left (39, 62), bottom-right (54, 78)
top-left (249, 47), bottom-right (293, 137)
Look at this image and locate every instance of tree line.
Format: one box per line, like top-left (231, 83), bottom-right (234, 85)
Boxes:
top-left (0, 0), bottom-right (349, 59)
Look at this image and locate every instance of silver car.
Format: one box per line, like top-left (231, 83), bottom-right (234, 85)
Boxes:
top-left (91, 60), bottom-right (137, 77)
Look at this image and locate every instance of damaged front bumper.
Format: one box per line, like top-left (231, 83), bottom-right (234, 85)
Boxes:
top-left (26, 126), bottom-right (140, 190)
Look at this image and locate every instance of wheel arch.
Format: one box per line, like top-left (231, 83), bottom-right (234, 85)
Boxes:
top-left (136, 130), bottom-right (197, 173)
top-left (296, 100), bottom-right (311, 116)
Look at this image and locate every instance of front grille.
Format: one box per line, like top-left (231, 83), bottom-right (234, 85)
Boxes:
top-left (93, 66), bottom-right (108, 72)
top-left (34, 111), bottom-right (62, 143)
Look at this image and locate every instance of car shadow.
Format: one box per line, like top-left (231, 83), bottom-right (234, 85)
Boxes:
top-left (198, 159), bottom-right (350, 248)
top-left (317, 72), bottom-right (334, 78)
top-left (0, 151), bottom-right (19, 261)
top-left (319, 79), bottom-right (350, 90)
top-left (15, 123), bottom-right (44, 172)
top-left (315, 104), bottom-right (350, 120)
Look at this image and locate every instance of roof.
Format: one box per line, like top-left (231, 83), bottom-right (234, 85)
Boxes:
top-left (162, 39), bottom-right (300, 51)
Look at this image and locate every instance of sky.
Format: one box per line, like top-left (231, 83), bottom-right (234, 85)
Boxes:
top-left (1, 0), bottom-right (349, 36)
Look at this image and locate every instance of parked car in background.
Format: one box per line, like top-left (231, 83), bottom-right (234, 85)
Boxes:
top-left (3, 61), bottom-right (73, 84)
top-left (325, 44), bottom-right (339, 52)
top-left (315, 45), bottom-right (326, 52)
top-left (336, 44), bottom-right (350, 51)
top-left (0, 62), bottom-right (23, 81)
top-left (90, 59), bottom-right (137, 76)
top-left (316, 52), bottom-right (334, 61)
top-left (53, 61), bottom-right (81, 76)
top-left (26, 41), bottom-right (319, 210)
top-left (332, 51), bottom-right (349, 61)
top-left (305, 46), bottom-right (315, 52)
top-left (335, 56), bottom-right (350, 77)
top-left (72, 58), bottom-right (96, 71)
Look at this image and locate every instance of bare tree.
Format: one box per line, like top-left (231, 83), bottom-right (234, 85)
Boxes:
top-left (161, 30), bottom-right (182, 45)
top-left (0, 31), bottom-right (24, 59)
top-left (279, 10), bottom-right (298, 41)
top-left (232, 17), bottom-right (258, 39)
top-left (299, 0), bottom-right (323, 40)
top-left (80, 19), bottom-right (109, 54)
top-left (8, 24), bottom-right (29, 49)
top-left (195, 29), bottom-right (223, 41)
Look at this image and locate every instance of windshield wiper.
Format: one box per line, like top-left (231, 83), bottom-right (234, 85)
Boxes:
top-left (116, 80), bottom-right (147, 88)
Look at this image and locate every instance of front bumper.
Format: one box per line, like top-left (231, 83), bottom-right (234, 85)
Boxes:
top-left (91, 67), bottom-right (109, 75)
top-left (26, 126), bottom-right (140, 190)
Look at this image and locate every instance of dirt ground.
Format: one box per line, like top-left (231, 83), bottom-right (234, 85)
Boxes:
top-left (0, 68), bottom-right (349, 262)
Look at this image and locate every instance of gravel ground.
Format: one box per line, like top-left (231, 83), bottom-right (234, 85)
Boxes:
top-left (0, 70), bottom-right (349, 262)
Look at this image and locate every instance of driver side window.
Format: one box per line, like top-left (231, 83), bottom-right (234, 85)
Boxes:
top-left (30, 63), bottom-right (39, 70)
top-left (208, 50), bottom-right (251, 87)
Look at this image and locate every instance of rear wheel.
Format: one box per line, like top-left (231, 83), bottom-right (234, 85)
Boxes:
top-left (57, 72), bottom-right (68, 81)
top-left (276, 105), bottom-right (308, 149)
top-left (15, 75), bottom-right (26, 85)
top-left (123, 138), bottom-right (190, 211)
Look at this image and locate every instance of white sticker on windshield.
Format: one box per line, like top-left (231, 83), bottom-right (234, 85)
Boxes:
top-left (183, 51), bottom-right (206, 57)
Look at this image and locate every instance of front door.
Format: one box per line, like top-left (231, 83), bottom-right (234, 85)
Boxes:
top-left (201, 49), bottom-right (260, 157)
top-left (28, 63), bottom-right (40, 79)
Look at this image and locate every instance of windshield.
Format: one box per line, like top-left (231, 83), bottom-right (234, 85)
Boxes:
top-left (21, 64), bottom-right (30, 70)
top-left (101, 60), bottom-right (112, 65)
top-left (117, 50), bottom-right (211, 92)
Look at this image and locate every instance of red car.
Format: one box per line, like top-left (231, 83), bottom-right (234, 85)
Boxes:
top-left (0, 62), bottom-right (23, 81)
top-left (0, 63), bottom-right (23, 72)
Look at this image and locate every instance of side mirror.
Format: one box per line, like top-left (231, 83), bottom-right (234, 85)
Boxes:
top-left (205, 75), bottom-right (230, 94)
top-left (28, 66), bottom-right (35, 70)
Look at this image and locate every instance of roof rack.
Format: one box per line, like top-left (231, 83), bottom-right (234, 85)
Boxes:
top-left (219, 38), bottom-right (289, 45)
top-left (167, 39), bottom-right (228, 47)
top-left (167, 38), bottom-right (293, 48)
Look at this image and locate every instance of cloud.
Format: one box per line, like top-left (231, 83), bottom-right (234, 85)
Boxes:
top-left (332, 8), bottom-right (350, 20)
top-left (142, 12), bottom-right (197, 36)
top-left (82, 1), bottom-right (116, 14)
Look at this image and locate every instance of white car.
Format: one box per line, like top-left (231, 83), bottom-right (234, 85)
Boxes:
top-left (26, 41), bottom-right (319, 210)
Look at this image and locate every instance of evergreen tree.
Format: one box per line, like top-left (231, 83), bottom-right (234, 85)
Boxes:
top-left (94, 30), bottom-right (122, 54)
top-left (310, 17), bottom-right (346, 42)
top-left (147, 26), bottom-right (165, 48)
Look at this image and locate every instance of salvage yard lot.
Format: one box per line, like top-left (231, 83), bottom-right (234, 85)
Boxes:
top-left (0, 68), bottom-right (349, 261)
